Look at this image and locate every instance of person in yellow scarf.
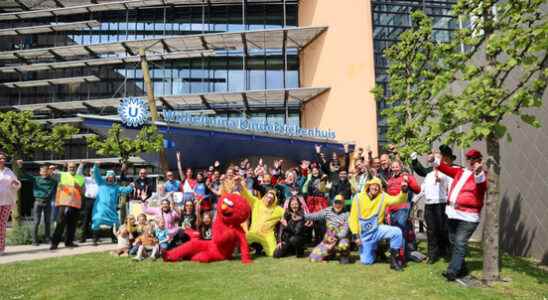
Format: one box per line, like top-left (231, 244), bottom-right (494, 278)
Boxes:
top-left (238, 177), bottom-right (284, 257)
top-left (349, 177), bottom-right (408, 271)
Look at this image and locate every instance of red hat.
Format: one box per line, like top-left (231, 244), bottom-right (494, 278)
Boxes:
top-left (465, 149), bottom-right (482, 159)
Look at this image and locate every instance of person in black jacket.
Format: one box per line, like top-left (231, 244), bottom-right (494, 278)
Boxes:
top-left (274, 196), bottom-right (307, 258)
top-left (328, 170), bottom-right (352, 204)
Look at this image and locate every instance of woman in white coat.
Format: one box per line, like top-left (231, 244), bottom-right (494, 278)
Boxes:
top-left (0, 151), bottom-right (22, 255)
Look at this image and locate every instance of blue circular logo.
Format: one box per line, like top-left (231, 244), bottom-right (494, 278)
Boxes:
top-left (118, 97), bottom-right (150, 127)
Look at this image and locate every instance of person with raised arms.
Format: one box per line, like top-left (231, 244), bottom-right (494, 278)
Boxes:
top-left (349, 177), bottom-right (409, 271)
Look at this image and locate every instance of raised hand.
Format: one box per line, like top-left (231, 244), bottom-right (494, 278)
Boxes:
top-left (401, 180), bottom-right (409, 192)
top-left (176, 151), bottom-right (182, 161)
top-left (473, 162), bottom-right (483, 175)
top-left (315, 144), bottom-right (321, 154)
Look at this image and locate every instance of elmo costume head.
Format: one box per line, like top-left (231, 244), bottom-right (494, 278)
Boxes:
top-left (216, 193), bottom-right (251, 226)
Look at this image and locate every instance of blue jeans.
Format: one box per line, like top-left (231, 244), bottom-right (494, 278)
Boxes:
top-left (359, 224), bottom-right (403, 265)
top-left (390, 207), bottom-right (415, 255)
top-left (447, 218), bottom-right (478, 276)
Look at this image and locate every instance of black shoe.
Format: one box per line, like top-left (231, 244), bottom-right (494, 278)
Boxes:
top-left (65, 243), bottom-right (79, 248)
top-left (389, 249), bottom-right (403, 271)
top-left (442, 271), bottom-right (457, 281)
top-left (339, 256), bottom-right (351, 264)
top-left (49, 244), bottom-right (58, 250)
top-left (457, 264), bottom-right (469, 277)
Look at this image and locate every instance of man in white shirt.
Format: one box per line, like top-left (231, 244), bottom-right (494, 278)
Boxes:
top-left (77, 162), bottom-right (98, 243)
top-left (411, 145), bottom-right (455, 264)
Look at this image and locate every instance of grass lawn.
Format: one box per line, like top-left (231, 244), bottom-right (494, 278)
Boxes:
top-left (0, 245), bottom-right (546, 300)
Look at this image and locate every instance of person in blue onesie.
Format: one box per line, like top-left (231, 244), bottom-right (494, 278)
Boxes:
top-left (90, 162), bottom-right (133, 245)
top-left (349, 177), bottom-right (408, 271)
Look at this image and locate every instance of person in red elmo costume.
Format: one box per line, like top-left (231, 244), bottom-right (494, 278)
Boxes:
top-left (163, 193), bottom-right (252, 264)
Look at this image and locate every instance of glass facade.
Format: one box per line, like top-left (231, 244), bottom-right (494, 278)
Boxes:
top-left (372, 0), bottom-right (459, 145)
top-left (0, 1), bottom-right (302, 160)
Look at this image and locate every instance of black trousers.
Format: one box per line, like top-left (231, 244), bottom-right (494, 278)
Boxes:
top-left (80, 197), bottom-right (95, 241)
top-left (51, 206), bottom-right (79, 246)
top-left (424, 202), bottom-right (449, 259)
top-left (274, 234), bottom-right (305, 258)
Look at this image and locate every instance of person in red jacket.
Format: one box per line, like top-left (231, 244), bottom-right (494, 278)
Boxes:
top-left (386, 161), bottom-right (421, 196)
top-left (429, 148), bottom-right (487, 281)
top-left (385, 160), bottom-right (421, 262)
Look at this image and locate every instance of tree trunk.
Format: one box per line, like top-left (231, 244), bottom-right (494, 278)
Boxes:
top-left (482, 133), bottom-right (501, 283)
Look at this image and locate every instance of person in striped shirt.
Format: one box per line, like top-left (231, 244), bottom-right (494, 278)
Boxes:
top-left (305, 194), bottom-right (351, 264)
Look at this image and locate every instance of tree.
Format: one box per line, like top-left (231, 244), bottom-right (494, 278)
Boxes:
top-left (86, 123), bottom-right (164, 166)
top-left (375, 0), bottom-right (547, 284)
top-left (372, 11), bottom-right (459, 159)
top-left (0, 111), bottom-right (79, 225)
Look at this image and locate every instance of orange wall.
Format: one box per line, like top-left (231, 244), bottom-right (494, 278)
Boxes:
top-left (299, 0), bottom-right (378, 152)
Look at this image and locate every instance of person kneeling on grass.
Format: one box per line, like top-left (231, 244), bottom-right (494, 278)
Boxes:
top-left (305, 194), bottom-right (351, 264)
top-left (134, 224), bottom-right (159, 261)
top-left (238, 177), bottom-right (284, 257)
top-left (349, 177), bottom-right (408, 271)
top-left (274, 195), bottom-right (307, 258)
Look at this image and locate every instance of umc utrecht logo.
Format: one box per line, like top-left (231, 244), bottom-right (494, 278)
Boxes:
top-left (118, 97), bottom-right (150, 127)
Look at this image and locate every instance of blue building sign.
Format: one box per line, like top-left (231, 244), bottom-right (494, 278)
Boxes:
top-left (117, 98), bottom-right (336, 140)
top-left (161, 110), bottom-right (337, 140)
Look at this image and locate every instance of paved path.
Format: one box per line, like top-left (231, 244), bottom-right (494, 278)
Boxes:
top-left (0, 241), bottom-right (117, 265)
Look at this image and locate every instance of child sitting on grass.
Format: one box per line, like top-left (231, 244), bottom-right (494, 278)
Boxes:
top-left (155, 218), bottom-right (171, 256)
top-left (197, 211), bottom-right (213, 240)
top-left (111, 223), bottom-right (130, 256)
top-left (179, 200), bottom-right (196, 230)
top-left (133, 224), bottom-right (158, 261)
top-left (129, 213), bottom-right (147, 256)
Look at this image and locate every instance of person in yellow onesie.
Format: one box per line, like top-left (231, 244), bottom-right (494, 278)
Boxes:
top-left (238, 179), bottom-right (284, 257)
top-left (349, 177), bottom-right (408, 271)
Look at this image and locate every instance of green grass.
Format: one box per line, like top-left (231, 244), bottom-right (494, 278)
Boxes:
top-left (0, 245), bottom-right (546, 300)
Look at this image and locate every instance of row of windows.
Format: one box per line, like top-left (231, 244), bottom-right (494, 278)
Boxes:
top-left (2, 56), bottom-right (300, 105)
top-left (372, 0), bottom-right (460, 144)
top-left (1, 3), bottom-right (298, 49)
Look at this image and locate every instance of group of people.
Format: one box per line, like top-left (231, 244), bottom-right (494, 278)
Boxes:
top-left (0, 143), bottom-right (487, 281)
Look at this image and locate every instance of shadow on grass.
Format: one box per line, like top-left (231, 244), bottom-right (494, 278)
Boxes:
top-left (502, 253), bottom-right (548, 285)
top-left (465, 243), bottom-right (547, 285)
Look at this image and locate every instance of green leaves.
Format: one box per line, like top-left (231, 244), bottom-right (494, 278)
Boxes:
top-left (372, 10), bottom-right (460, 159)
top-left (0, 111), bottom-right (79, 160)
top-left (86, 124), bottom-right (164, 165)
top-left (520, 114), bottom-right (541, 128)
top-left (374, 0), bottom-right (546, 161)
